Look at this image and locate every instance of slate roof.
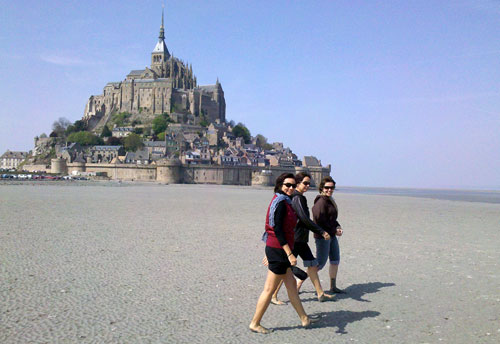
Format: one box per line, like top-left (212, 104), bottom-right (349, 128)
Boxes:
top-left (1, 151), bottom-right (28, 159)
top-left (303, 156), bottom-right (321, 167)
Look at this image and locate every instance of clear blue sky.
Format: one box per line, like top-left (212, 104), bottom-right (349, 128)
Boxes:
top-left (1, 0), bottom-right (499, 189)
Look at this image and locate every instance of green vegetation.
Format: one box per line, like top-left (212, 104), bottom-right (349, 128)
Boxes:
top-left (101, 125), bottom-right (112, 138)
top-left (106, 136), bottom-right (122, 145)
top-left (199, 111), bottom-right (209, 127)
top-left (232, 123), bottom-right (251, 144)
top-left (157, 132), bottom-right (166, 141)
top-left (51, 117), bottom-right (72, 137)
top-left (152, 113), bottom-right (171, 135)
top-left (66, 120), bottom-right (87, 136)
top-left (255, 134), bottom-right (273, 150)
top-left (123, 133), bottom-right (144, 152)
top-left (110, 112), bottom-right (132, 127)
top-left (67, 131), bottom-right (104, 146)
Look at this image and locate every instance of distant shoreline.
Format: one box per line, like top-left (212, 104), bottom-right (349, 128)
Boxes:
top-left (337, 186), bottom-right (500, 204)
top-left (2, 180), bottom-right (500, 204)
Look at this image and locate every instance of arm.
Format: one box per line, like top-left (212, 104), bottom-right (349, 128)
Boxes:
top-left (312, 198), bottom-right (328, 229)
top-left (273, 202), bottom-right (297, 265)
top-left (292, 195), bottom-right (326, 237)
top-left (273, 201), bottom-right (289, 247)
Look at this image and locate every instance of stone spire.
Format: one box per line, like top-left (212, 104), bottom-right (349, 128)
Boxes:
top-left (160, 6), bottom-right (165, 41)
top-left (152, 6), bottom-right (170, 60)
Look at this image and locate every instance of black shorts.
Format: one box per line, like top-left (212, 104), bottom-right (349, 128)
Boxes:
top-left (265, 246), bottom-right (291, 275)
top-left (292, 242), bottom-right (319, 267)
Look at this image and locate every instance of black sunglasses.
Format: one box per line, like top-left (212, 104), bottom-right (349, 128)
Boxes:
top-left (302, 181), bottom-right (311, 186)
top-left (283, 183), bottom-right (297, 188)
top-left (323, 186), bottom-right (335, 190)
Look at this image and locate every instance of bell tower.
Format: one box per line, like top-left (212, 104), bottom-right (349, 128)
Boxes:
top-left (151, 7), bottom-right (170, 76)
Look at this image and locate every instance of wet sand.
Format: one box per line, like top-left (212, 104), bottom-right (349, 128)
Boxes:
top-left (1, 183), bottom-right (499, 343)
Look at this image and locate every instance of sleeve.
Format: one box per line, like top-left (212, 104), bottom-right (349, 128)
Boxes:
top-left (312, 198), bottom-right (328, 229)
top-left (292, 195), bottom-right (325, 236)
top-left (273, 201), bottom-right (288, 247)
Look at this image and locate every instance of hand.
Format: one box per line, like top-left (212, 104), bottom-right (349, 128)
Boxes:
top-left (336, 228), bottom-right (343, 236)
top-left (288, 254), bottom-right (297, 266)
top-left (262, 256), bottom-right (268, 266)
top-left (322, 232), bottom-right (331, 240)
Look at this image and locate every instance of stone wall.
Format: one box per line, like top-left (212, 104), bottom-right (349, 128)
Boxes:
top-left (23, 164), bottom-right (50, 173)
top-left (63, 161), bottom-right (331, 186)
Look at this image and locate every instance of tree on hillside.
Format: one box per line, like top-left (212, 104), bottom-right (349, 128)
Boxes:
top-left (232, 123), bottom-right (251, 144)
top-left (65, 120), bottom-right (87, 136)
top-left (152, 117), bottom-right (167, 135)
top-left (123, 133), bottom-right (144, 152)
top-left (67, 131), bottom-right (103, 146)
top-left (111, 112), bottom-right (132, 127)
top-left (106, 136), bottom-right (122, 145)
top-left (52, 117), bottom-right (72, 137)
top-left (255, 134), bottom-right (273, 150)
top-left (101, 125), bottom-right (112, 138)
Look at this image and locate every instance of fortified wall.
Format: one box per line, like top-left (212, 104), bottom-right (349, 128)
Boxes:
top-left (51, 159), bottom-right (331, 186)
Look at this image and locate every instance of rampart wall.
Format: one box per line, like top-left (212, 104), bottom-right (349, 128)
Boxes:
top-left (64, 161), bottom-right (331, 186)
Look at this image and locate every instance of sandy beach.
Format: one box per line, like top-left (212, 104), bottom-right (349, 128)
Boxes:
top-left (1, 183), bottom-right (499, 343)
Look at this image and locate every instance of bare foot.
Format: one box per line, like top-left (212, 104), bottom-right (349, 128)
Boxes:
top-left (318, 293), bottom-right (335, 302)
top-left (271, 298), bottom-right (286, 305)
top-left (301, 315), bottom-right (320, 327)
top-left (249, 324), bottom-right (272, 334)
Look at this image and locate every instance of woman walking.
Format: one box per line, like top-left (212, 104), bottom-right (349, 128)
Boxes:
top-left (249, 173), bottom-right (318, 334)
top-left (312, 176), bottom-right (346, 294)
top-left (269, 172), bottom-right (335, 303)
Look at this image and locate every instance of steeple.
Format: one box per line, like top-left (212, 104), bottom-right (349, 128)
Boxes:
top-left (159, 5), bottom-right (165, 41)
top-left (151, 5), bottom-right (170, 74)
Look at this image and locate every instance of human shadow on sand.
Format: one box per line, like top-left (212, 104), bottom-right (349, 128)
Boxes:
top-left (272, 310), bottom-right (381, 334)
top-left (300, 281), bottom-right (396, 303)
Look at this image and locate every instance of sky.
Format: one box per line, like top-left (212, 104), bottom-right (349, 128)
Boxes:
top-left (1, 0), bottom-right (499, 189)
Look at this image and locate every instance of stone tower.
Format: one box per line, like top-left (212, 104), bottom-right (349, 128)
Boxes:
top-left (151, 8), bottom-right (170, 76)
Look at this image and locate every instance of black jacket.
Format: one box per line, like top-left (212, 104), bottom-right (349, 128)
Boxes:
top-left (291, 190), bottom-right (326, 242)
top-left (312, 195), bottom-right (341, 238)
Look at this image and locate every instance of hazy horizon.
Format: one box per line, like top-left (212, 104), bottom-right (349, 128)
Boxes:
top-left (1, 1), bottom-right (499, 189)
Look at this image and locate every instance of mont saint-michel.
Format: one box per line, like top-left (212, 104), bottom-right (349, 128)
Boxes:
top-left (14, 10), bottom-right (330, 186)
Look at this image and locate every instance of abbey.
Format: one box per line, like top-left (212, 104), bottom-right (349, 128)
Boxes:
top-left (83, 10), bottom-right (226, 130)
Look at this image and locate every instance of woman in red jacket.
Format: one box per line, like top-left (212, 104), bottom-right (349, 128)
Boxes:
top-left (249, 173), bottom-right (318, 334)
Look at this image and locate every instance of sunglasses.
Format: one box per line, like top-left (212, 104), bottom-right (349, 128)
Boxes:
top-left (302, 181), bottom-right (311, 186)
top-left (323, 186), bottom-right (335, 190)
top-left (283, 183), bottom-right (297, 188)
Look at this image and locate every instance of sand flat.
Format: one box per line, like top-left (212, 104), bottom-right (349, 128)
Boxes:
top-left (1, 183), bottom-right (499, 343)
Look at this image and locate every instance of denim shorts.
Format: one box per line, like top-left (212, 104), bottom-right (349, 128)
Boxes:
top-left (315, 236), bottom-right (340, 270)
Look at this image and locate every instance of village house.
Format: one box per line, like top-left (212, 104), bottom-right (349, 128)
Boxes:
top-left (124, 148), bottom-right (150, 164)
top-left (1, 150), bottom-right (28, 170)
top-left (89, 146), bottom-right (125, 163)
top-left (112, 127), bottom-right (134, 138)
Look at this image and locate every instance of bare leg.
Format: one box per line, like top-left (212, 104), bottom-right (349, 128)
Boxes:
top-left (296, 278), bottom-right (305, 293)
top-left (308, 266), bottom-right (334, 301)
top-left (271, 280), bottom-right (285, 305)
top-left (283, 269), bottom-right (315, 327)
top-left (249, 270), bottom-right (284, 333)
top-left (329, 263), bottom-right (338, 279)
top-left (329, 264), bottom-right (345, 293)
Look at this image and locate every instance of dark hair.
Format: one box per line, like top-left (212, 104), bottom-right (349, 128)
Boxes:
top-left (274, 173), bottom-right (296, 193)
top-left (318, 176), bottom-right (335, 192)
top-left (295, 172), bottom-right (311, 184)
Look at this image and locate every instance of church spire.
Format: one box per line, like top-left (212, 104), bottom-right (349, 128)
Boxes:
top-left (159, 5), bottom-right (165, 41)
top-left (151, 4), bottom-right (170, 72)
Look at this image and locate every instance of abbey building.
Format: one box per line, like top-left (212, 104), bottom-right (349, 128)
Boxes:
top-left (83, 10), bottom-right (226, 130)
